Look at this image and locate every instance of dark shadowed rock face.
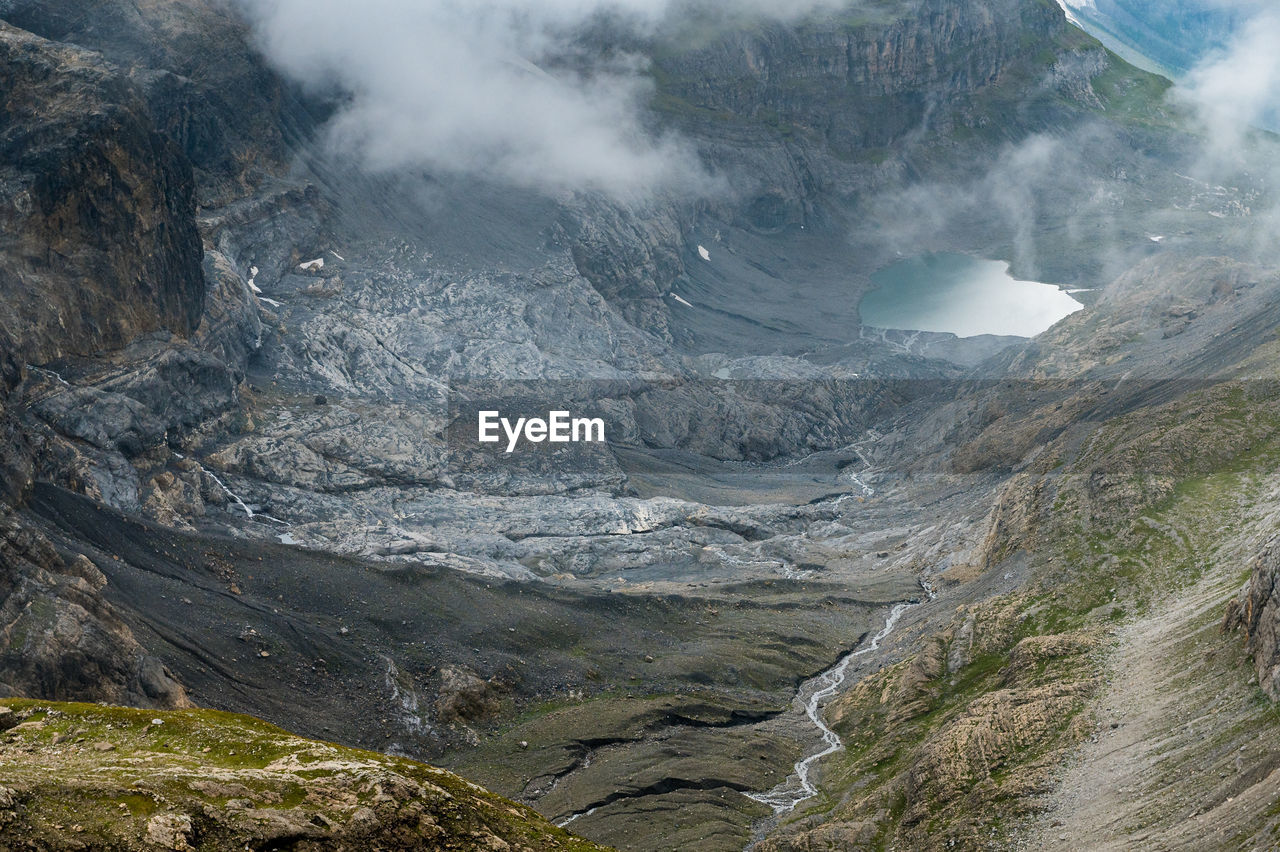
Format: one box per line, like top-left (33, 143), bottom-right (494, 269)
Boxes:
top-left (0, 22), bottom-right (203, 367)
top-left (0, 342), bottom-right (32, 503)
top-left (0, 0), bottom-right (318, 202)
top-left (0, 19), bottom-right (249, 515)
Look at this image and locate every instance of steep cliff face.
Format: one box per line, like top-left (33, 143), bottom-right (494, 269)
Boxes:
top-left (0, 17), bottom-right (259, 526)
top-left (0, 3), bottom-right (278, 510)
top-left (654, 0), bottom-right (1068, 155)
top-left (0, 344), bottom-right (30, 503)
top-left (0, 23), bottom-right (203, 368)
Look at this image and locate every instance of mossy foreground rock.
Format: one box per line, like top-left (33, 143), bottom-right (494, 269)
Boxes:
top-left (0, 700), bottom-right (610, 851)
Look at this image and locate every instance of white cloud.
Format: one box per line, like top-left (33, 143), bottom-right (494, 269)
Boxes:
top-left (1174, 8), bottom-right (1280, 163)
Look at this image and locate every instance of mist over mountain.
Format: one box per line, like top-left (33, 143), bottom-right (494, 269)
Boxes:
top-left (236, 0), bottom-right (851, 196)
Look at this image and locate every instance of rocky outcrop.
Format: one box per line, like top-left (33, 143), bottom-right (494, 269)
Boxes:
top-left (0, 6), bottom-right (262, 515)
top-left (435, 665), bottom-right (505, 724)
top-left (0, 18), bottom-right (236, 525)
top-left (1225, 537), bottom-right (1280, 700)
top-left (0, 346), bottom-right (32, 504)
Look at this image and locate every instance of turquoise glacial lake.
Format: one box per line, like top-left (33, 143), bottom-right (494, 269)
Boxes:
top-left (859, 253), bottom-right (1083, 338)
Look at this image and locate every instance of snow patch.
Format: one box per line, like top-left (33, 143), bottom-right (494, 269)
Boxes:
top-left (1053, 0), bottom-right (1094, 26)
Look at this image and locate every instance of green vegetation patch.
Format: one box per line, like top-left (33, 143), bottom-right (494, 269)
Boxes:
top-left (0, 699), bottom-right (611, 851)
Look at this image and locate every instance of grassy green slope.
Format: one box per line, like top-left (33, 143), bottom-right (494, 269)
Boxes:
top-left (0, 699), bottom-right (612, 851)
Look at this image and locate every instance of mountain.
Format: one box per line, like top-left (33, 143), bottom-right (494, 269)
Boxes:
top-left (2, 0), bottom-right (1280, 850)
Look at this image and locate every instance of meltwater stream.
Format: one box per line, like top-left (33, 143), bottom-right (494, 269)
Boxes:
top-left (176, 453), bottom-right (291, 530)
top-left (552, 582), bottom-right (936, 832)
top-left (746, 578), bottom-right (936, 814)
